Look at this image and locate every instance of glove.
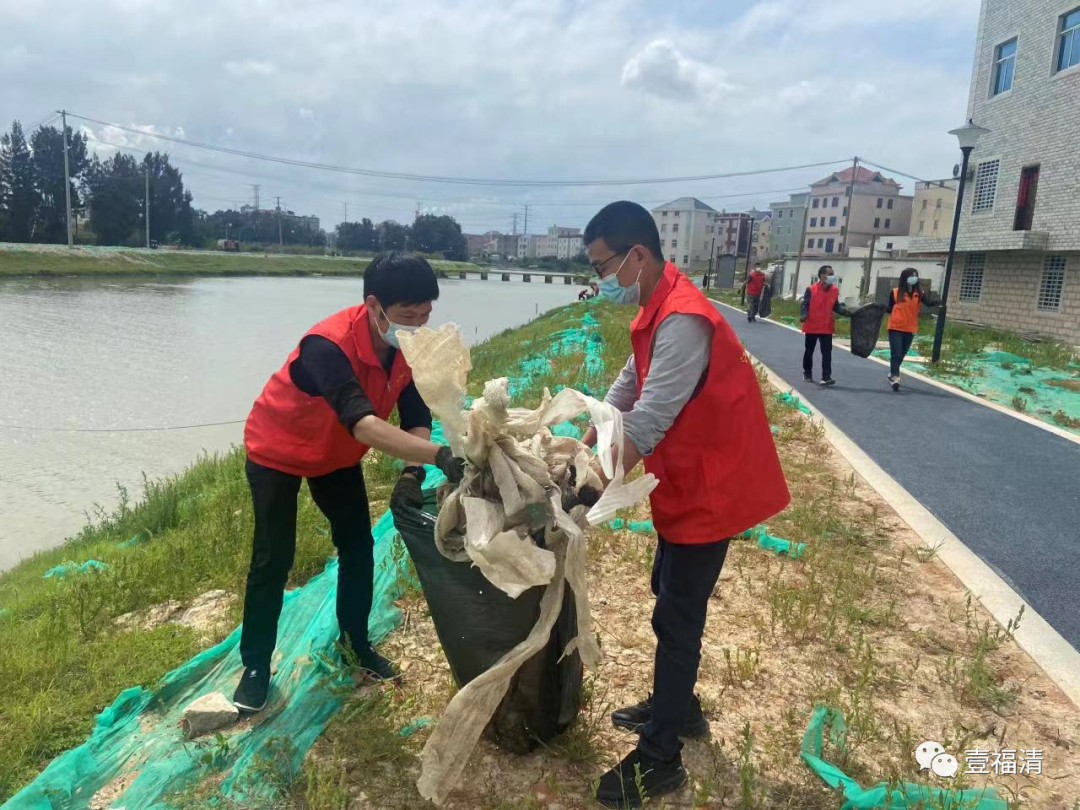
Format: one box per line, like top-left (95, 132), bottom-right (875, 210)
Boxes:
top-left (434, 445), bottom-right (466, 484)
top-left (390, 473), bottom-right (424, 513)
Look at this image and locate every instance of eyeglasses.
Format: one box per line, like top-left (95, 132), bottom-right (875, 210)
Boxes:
top-left (590, 251), bottom-right (626, 279)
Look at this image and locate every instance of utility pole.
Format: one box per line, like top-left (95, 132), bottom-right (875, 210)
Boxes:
top-left (707, 236), bottom-right (716, 286)
top-left (864, 234), bottom-right (878, 301)
top-left (523, 205), bottom-right (529, 236)
top-left (251, 184), bottom-right (261, 240)
top-left (511, 212), bottom-right (519, 235)
top-left (61, 110), bottom-right (73, 248)
top-left (144, 166), bottom-right (151, 249)
top-left (343, 201), bottom-right (347, 224)
top-left (276, 197), bottom-right (284, 254)
top-left (841, 156), bottom-right (859, 258)
top-left (794, 199), bottom-right (810, 298)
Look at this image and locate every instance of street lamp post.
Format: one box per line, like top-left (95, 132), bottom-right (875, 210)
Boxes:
top-left (931, 119), bottom-right (990, 364)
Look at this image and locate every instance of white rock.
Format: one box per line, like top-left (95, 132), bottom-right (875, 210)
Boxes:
top-left (181, 691), bottom-right (239, 739)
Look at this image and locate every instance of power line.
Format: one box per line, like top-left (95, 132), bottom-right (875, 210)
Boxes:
top-left (0, 419), bottom-right (244, 434)
top-left (860, 158), bottom-right (928, 184)
top-left (70, 112), bottom-right (849, 188)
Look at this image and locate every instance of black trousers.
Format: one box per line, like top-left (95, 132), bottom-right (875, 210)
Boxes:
top-left (888, 329), bottom-right (916, 376)
top-left (239, 458), bottom-right (375, 672)
top-left (747, 295), bottom-right (761, 319)
top-left (803, 333), bottom-right (833, 379)
top-left (639, 536), bottom-right (730, 762)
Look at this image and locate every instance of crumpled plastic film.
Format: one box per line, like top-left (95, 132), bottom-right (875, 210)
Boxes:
top-left (398, 324), bottom-right (657, 804)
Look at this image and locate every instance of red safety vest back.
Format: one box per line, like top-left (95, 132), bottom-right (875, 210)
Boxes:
top-left (802, 281), bottom-right (840, 334)
top-left (244, 304), bottom-right (413, 477)
top-left (747, 270), bottom-right (766, 297)
top-left (632, 264), bottom-right (791, 543)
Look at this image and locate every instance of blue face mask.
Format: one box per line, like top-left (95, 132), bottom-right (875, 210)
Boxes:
top-left (907, 276), bottom-right (919, 286)
top-left (598, 252), bottom-right (642, 306)
top-left (821, 275), bottom-right (836, 286)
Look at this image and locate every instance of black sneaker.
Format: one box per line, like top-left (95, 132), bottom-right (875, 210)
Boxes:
top-left (357, 647), bottom-right (400, 682)
top-left (595, 748), bottom-right (687, 808)
top-left (889, 374), bottom-right (900, 391)
top-left (233, 667), bottom-right (270, 713)
top-left (611, 693), bottom-right (709, 739)
top-left (820, 377), bottom-right (836, 386)
top-left (803, 373), bottom-right (813, 383)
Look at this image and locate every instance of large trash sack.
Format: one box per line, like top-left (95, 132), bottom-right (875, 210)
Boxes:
top-left (849, 302), bottom-right (886, 358)
top-left (759, 284), bottom-right (773, 318)
top-left (391, 491), bottom-right (582, 754)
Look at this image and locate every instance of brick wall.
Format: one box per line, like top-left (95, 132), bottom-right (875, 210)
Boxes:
top-left (949, 251), bottom-right (1080, 345)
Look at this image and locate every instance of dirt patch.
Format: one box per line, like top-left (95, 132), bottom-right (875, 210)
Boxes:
top-left (1046, 378), bottom-right (1080, 392)
top-left (88, 769), bottom-right (139, 809)
top-left (114, 589), bottom-right (235, 640)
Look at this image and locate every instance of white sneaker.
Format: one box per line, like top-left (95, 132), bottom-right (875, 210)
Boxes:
top-left (889, 375), bottom-right (900, 391)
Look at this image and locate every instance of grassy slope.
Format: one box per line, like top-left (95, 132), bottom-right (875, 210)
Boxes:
top-left (2, 300), bottom-right (1071, 807)
top-left (0, 247), bottom-right (480, 278)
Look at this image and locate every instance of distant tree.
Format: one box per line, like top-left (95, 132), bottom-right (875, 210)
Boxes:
top-left (0, 121), bottom-right (37, 241)
top-left (85, 152), bottom-right (143, 245)
top-left (335, 219), bottom-right (378, 252)
top-left (30, 124), bottom-right (88, 243)
top-left (378, 220), bottom-right (410, 251)
top-left (411, 213), bottom-right (467, 259)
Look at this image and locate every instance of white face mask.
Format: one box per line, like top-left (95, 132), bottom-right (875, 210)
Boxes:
top-left (376, 305), bottom-right (419, 349)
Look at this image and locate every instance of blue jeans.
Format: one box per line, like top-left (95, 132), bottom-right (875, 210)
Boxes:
top-left (888, 330), bottom-right (915, 376)
top-left (638, 536), bottom-right (730, 761)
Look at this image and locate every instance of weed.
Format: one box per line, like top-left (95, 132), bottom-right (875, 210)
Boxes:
top-left (916, 540), bottom-right (945, 563)
top-left (1011, 395), bottom-right (1028, 413)
top-left (738, 721), bottom-right (760, 810)
top-left (723, 645), bottom-right (762, 686)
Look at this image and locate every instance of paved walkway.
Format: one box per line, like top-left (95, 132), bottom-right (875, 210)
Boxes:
top-left (716, 302), bottom-right (1080, 651)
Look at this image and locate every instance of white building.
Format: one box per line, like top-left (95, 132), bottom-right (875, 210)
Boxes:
top-left (910, 0), bottom-right (1080, 346)
top-left (651, 197), bottom-right (719, 274)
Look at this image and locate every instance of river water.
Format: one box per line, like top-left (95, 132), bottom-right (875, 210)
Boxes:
top-left (0, 274), bottom-right (576, 571)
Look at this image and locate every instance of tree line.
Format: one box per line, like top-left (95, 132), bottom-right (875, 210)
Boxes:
top-left (1, 119), bottom-right (470, 257)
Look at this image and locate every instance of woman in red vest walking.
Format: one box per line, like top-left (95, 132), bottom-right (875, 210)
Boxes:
top-left (235, 253), bottom-right (465, 713)
top-left (885, 267), bottom-right (935, 391)
top-left (581, 202), bottom-right (790, 808)
top-left (800, 265), bottom-right (850, 386)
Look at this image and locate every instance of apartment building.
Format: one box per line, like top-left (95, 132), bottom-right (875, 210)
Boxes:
top-left (768, 192), bottom-right (810, 257)
top-left (651, 197), bottom-right (719, 274)
top-left (909, 179), bottom-right (960, 242)
top-left (803, 167), bottom-right (913, 258)
top-left (750, 209), bottom-right (772, 258)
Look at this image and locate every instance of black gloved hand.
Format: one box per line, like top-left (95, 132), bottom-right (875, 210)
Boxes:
top-left (434, 445), bottom-right (466, 484)
top-left (390, 473), bottom-right (425, 513)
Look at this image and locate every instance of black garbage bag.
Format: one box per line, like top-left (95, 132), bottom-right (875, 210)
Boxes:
top-left (391, 490), bottom-right (583, 754)
top-left (759, 284), bottom-right (773, 319)
top-left (849, 302), bottom-right (886, 358)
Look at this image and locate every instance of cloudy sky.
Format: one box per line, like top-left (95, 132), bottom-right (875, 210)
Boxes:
top-left (2, 0), bottom-right (982, 234)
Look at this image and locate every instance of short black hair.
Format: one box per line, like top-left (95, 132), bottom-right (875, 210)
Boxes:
top-left (817, 265), bottom-right (833, 277)
top-left (363, 252), bottom-right (440, 306)
top-left (583, 201), bottom-right (664, 261)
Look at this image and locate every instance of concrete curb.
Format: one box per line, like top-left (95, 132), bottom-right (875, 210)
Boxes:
top-left (750, 352), bottom-right (1080, 710)
top-left (717, 300), bottom-right (1080, 446)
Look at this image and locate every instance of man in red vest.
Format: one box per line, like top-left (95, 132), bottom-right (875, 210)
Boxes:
top-left (800, 265), bottom-right (851, 386)
top-left (744, 263), bottom-right (767, 322)
top-left (235, 253), bottom-right (465, 713)
top-left (581, 202), bottom-right (790, 808)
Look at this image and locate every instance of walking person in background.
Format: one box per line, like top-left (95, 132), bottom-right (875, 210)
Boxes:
top-left (885, 267), bottom-right (935, 391)
top-left (800, 265), bottom-right (850, 386)
top-left (745, 263), bottom-right (767, 322)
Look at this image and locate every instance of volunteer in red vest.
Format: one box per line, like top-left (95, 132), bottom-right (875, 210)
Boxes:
top-left (234, 253), bottom-right (465, 713)
top-left (800, 265), bottom-right (850, 386)
top-left (885, 267), bottom-right (934, 391)
top-left (745, 263), bottom-right (767, 322)
top-left (581, 202), bottom-right (790, 808)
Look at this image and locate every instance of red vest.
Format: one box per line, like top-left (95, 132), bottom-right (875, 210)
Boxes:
top-left (244, 305), bottom-right (413, 477)
top-left (747, 270), bottom-right (766, 297)
top-left (888, 287), bottom-right (922, 333)
top-left (802, 282), bottom-right (840, 334)
top-left (632, 264), bottom-right (791, 543)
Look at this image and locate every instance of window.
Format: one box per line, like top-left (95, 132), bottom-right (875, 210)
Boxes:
top-left (993, 38), bottom-right (1017, 94)
top-left (886, 242), bottom-right (894, 249)
top-left (670, 255), bottom-right (675, 262)
top-left (807, 238), bottom-right (815, 249)
top-left (936, 198), bottom-right (942, 209)
top-left (972, 159), bottom-right (1000, 212)
top-left (660, 224), bottom-right (666, 233)
top-left (876, 197), bottom-right (883, 208)
top-left (825, 238), bottom-right (835, 253)
top-left (959, 253), bottom-right (985, 302)
top-left (660, 239), bottom-right (666, 247)
top-left (812, 198), bottom-right (820, 208)
top-left (788, 209), bottom-right (794, 217)
top-left (838, 242), bottom-right (844, 253)
top-left (810, 217), bottom-right (818, 227)
top-left (832, 197), bottom-right (840, 207)
top-left (671, 240), bottom-right (677, 249)
top-left (845, 187), bottom-right (851, 197)
top-left (817, 238), bottom-right (824, 248)
top-left (778, 210), bottom-right (783, 218)
top-left (887, 198), bottom-right (894, 210)
top-left (683, 254), bottom-right (689, 265)
top-left (922, 199), bottom-right (928, 210)
top-left (672, 224), bottom-right (679, 233)
top-left (1038, 256), bottom-right (1066, 311)
top-left (1014, 165), bottom-right (1040, 231)
top-left (662, 211), bottom-right (668, 217)
top-left (1057, 7), bottom-right (1080, 72)
top-left (842, 206), bottom-right (848, 216)
top-left (918, 220), bottom-right (925, 233)
top-left (829, 216), bottom-right (837, 226)
top-left (934, 220), bottom-right (940, 230)
top-left (884, 218), bottom-right (891, 229)
top-left (874, 217), bottom-right (881, 228)
top-left (673, 211), bottom-right (680, 217)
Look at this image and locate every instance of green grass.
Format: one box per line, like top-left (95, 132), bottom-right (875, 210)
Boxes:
top-left (0, 246), bottom-right (481, 279)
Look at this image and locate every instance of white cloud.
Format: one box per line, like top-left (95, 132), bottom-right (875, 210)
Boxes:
top-left (298, 107), bottom-right (316, 121)
top-left (777, 80), bottom-right (821, 107)
top-left (621, 39), bottom-right (736, 103)
top-left (223, 59), bottom-right (277, 78)
top-left (850, 81), bottom-right (878, 102)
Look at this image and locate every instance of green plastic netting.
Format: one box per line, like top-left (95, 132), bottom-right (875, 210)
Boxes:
top-left (801, 706), bottom-right (1007, 810)
top-left (5, 310), bottom-right (607, 809)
